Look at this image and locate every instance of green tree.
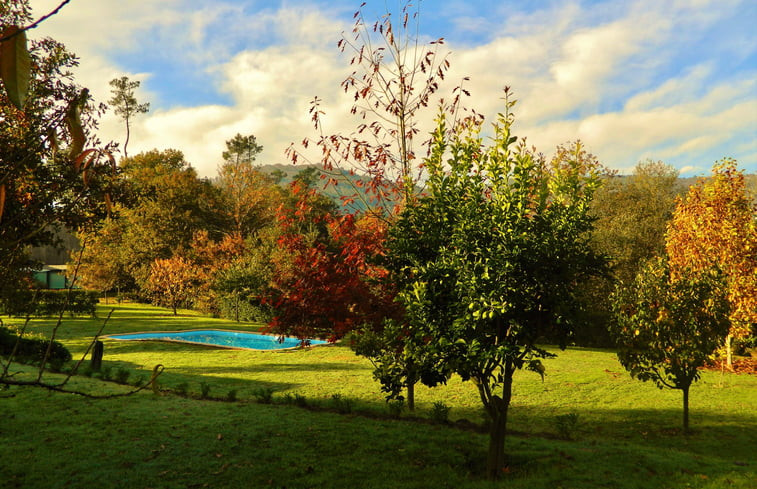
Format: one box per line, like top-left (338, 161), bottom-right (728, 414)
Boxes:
top-left (576, 160), bottom-right (681, 345)
top-left (611, 258), bottom-right (730, 431)
top-left (108, 76), bottom-right (149, 158)
top-left (592, 160), bottom-right (680, 284)
top-left (221, 133), bottom-right (262, 165)
top-left (1, 3), bottom-right (114, 305)
top-left (384, 96), bottom-right (606, 479)
top-left (78, 149), bottom-right (224, 295)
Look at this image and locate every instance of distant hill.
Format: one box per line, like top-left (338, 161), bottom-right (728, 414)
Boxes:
top-left (257, 163), bottom-right (392, 213)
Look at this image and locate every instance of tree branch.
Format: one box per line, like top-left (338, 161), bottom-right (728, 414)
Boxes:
top-left (0, 1), bottom-right (72, 43)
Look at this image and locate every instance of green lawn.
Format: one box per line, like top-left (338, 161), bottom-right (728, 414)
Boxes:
top-left (2, 303), bottom-right (755, 488)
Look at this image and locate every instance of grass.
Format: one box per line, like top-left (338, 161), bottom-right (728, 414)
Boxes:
top-left (1, 302), bottom-right (756, 488)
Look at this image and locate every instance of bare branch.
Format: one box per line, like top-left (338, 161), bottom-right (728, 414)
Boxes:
top-left (0, 0), bottom-right (72, 43)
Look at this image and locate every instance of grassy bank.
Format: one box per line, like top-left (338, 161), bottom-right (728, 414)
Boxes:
top-left (2, 303), bottom-right (755, 488)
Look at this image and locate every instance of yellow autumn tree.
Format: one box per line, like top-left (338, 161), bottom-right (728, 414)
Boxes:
top-left (665, 159), bottom-right (757, 367)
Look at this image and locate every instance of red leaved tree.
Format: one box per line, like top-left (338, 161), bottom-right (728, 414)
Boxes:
top-left (286, 1), bottom-right (471, 214)
top-left (273, 1), bottom-right (475, 408)
top-left (264, 181), bottom-right (400, 341)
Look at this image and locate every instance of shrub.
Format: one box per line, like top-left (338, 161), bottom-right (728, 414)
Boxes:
top-left (175, 383), bottom-right (189, 396)
top-left (387, 399), bottom-right (404, 418)
top-left (217, 294), bottom-right (273, 323)
top-left (252, 387), bottom-right (274, 404)
top-left (1, 289), bottom-right (99, 317)
top-left (0, 326), bottom-right (72, 366)
top-left (430, 401), bottom-right (450, 424)
top-left (330, 394), bottom-right (353, 414)
top-left (99, 366), bottom-right (113, 381)
top-left (226, 389), bottom-right (238, 402)
top-left (554, 413), bottom-right (580, 440)
top-left (114, 367), bottom-right (131, 385)
top-left (294, 393), bottom-right (308, 407)
top-left (200, 382), bottom-right (211, 399)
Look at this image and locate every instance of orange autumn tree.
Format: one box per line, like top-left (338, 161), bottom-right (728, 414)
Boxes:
top-left (665, 159), bottom-right (757, 367)
top-left (146, 256), bottom-right (199, 315)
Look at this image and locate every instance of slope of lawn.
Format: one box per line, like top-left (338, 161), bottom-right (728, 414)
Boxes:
top-left (1, 302), bottom-right (755, 488)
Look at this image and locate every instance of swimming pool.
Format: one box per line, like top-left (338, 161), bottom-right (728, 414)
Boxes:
top-left (104, 330), bottom-right (328, 351)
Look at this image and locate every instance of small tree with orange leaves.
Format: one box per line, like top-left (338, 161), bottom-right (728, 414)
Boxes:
top-left (665, 160), bottom-right (757, 367)
top-left (146, 256), bottom-right (199, 315)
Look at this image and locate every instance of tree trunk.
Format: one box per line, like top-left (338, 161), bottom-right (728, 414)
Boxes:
top-left (486, 404), bottom-right (508, 480)
top-left (682, 384), bottom-right (690, 433)
top-left (486, 365), bottom-right (514, 480)
top-left (725, 334), bottom-right (733, 370)
top-left (406, 373), bottom-right (416, 411)
top-left (124, 117), bottom-right (131, 159)
top-left (234, 290), bottom-right (239, 322)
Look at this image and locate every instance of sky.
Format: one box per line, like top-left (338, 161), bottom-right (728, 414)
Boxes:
top-left (28, 0), bottom-right (757, 178)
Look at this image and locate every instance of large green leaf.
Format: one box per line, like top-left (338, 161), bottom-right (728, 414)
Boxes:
top-left (0, 26), bottom-right (31, 110)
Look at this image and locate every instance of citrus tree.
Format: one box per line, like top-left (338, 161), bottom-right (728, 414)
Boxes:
top-left (384, 93), bottom-right (606, 479)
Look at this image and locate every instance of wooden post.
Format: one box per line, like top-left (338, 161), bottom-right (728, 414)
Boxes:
top-left (91, 340), bottom-right (103, 371)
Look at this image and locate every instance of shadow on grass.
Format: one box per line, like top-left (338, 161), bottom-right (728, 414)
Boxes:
top-left (1, 389), bottom-right (754, 489)
top-left (451, 402), bottom-right (757, 459)
top-left (175, 362), bottom-right (369, 374)
top-left (84, 357), bottom-right (304, 394)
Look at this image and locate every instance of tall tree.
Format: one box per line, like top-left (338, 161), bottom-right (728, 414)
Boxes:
top-left (222, 133), bottom-right (262, 165)
top-left (216, 134), bottom-right (280, 236)
top-left (108, 76), bottom-right (149, 158)
top-left (287, 0), bottom-right (460, 214)
top-left (576, 160), bottom-right (681, 346)
top-left (592, 160), bottom-right (680, 284)
top-left (384, 95), bottom-right (606, 479)
top-left (665, 160), bottom-right (757, 367)
top-left (611, 258), bottom-right (730, 431)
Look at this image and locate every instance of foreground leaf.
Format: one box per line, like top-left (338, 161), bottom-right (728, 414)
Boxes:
top-left (0, 26), bottom-right (32, 109)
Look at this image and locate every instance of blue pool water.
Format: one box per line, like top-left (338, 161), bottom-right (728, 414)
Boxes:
top-left (104, 330), bottom-right (328, 351)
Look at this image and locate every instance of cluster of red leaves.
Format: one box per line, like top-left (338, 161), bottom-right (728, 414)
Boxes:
top-left (264, 182), bottom-right (399, 341)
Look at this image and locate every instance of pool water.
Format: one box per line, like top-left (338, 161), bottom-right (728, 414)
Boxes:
top-left (104, 330), bottom-right (328, 351)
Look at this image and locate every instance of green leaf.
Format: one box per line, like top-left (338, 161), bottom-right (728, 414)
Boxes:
top-left (527, 359), bottom-right (546, 382)
top-left (0, 26), bottom-right (32, 110)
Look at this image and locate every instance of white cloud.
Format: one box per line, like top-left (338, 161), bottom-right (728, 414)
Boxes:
top-left (27, 0), bottom-right (757, 178)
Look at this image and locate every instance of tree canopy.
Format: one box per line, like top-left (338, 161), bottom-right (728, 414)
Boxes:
top-left (611, 258), bottom-right (730, 431)
top-left (383, 95), bottom-right (607, 479)
top-left (665, 159), bottom-right (757, 365)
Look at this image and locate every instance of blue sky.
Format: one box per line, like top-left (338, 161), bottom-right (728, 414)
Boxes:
top-left (32, 0), bottom-right (756, 177)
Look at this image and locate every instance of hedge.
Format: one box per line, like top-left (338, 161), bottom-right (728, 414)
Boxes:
top-left (1, 289), bottom-right (100, 317)
top-left (0, 326), bottom-right (72, 366)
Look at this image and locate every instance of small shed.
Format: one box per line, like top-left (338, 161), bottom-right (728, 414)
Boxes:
top-left (32, 265), bottom-right (70, 289)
